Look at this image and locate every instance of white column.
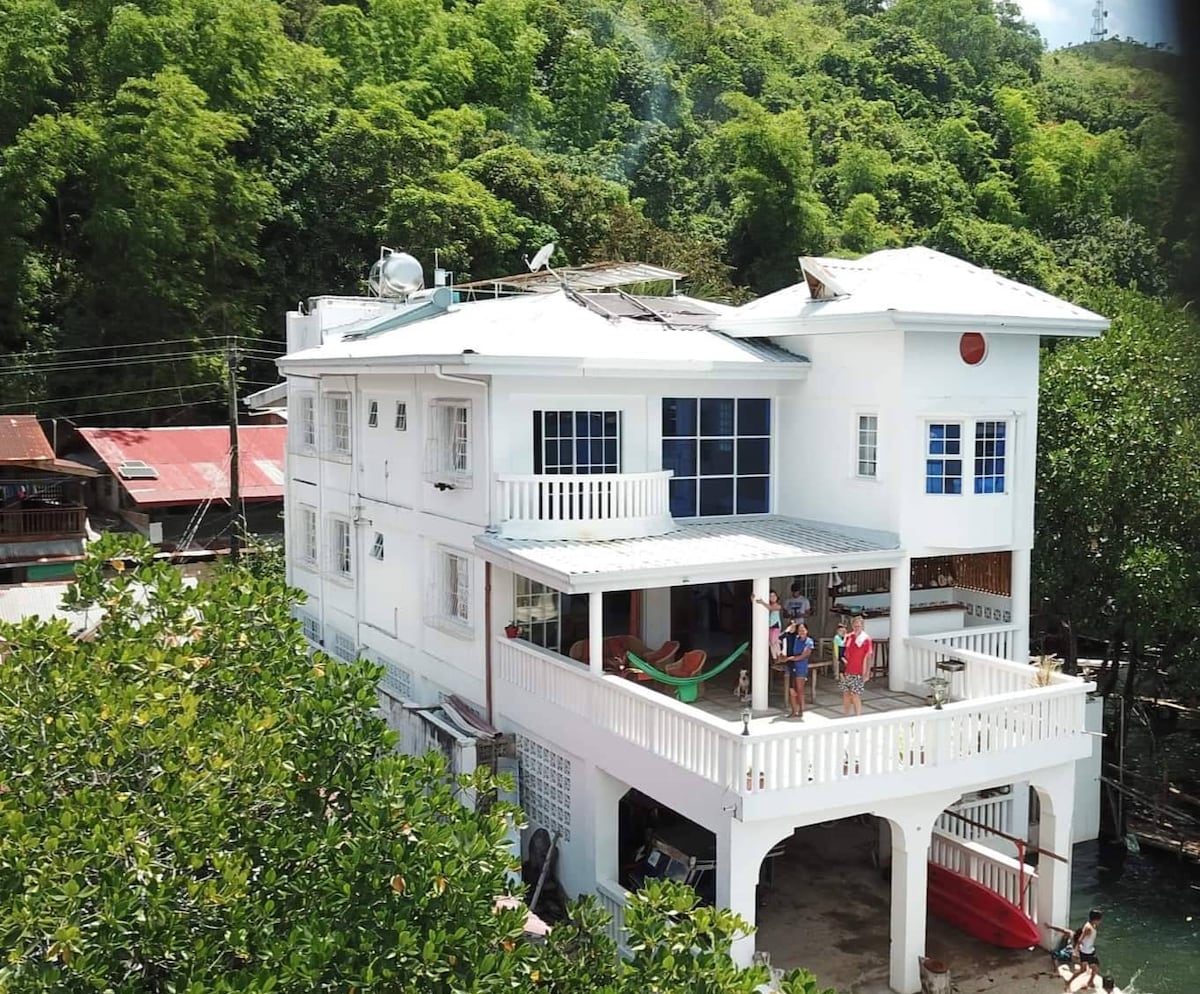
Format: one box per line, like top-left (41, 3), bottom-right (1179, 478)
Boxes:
top-left (715, 818), bottom-right (761, 967)
top-left (888, 556), bottom-right (911, 693)
top-left (1034, 765), bottom-right (1075, 949)
top-left (889, 816), bottom-right (930, 994)
top-left (751, 576), bottom-right (769, 711)
top-left (642, 587), bottom-right (672, 647)
top-left (1010, 546), bottom-right (1031, 662)
top-left (588, 590), bottom-right (604, 676)
top-left (591, 767), bottom-right (627, 886)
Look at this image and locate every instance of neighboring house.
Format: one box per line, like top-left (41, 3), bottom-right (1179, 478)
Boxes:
top-left (0, 415), bottom-right (100, 583)
top-left (274, 249), bottom-right (1107, 994)
top-left (71, 425), bottom-right (286, 550)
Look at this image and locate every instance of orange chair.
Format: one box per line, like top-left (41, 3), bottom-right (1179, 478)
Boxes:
top-left (667, 650), bottom-right (707, 679)
top-left (645, 640), bottom-right (680, 665)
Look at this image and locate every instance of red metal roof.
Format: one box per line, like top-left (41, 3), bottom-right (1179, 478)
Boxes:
top-left (76, 426), bottom-right (286, 506)
top-left (0, 415), bottom-right (56, 463)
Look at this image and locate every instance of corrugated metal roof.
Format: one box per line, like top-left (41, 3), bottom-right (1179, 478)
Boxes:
top-left (0, 582), bottom-right (100, 633)
top-left (76, 426), bottom-right (286, 506)
top-left (0, 415), bottom-right (55, 463)
top-left (475, 515), bottom-right (900, 592)
top-left (455, 261), bottom-right (685, 294)
top-left (714, 247), bottom-right (1109, 337)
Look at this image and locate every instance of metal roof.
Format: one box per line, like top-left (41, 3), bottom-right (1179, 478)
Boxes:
top-left (0, 415), bottom-right (56, 462)
top-left (454, 261), bottom-right (685, 294)
top-left (714, 247), bottom-right (1109, 338)
top-left (474, 515), bottom-right (901, 593)
top-left (75, 426), bottom-right (286, 506)
top-left (0, 582), bottom-right (101, 633)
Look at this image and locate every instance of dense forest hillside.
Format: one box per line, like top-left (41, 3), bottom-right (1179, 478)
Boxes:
top-left (0, 0), bottom-right (1194, 417)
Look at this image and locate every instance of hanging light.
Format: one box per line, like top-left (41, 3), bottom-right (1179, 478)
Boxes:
top-left (829, 567), bottom-right (843, 588)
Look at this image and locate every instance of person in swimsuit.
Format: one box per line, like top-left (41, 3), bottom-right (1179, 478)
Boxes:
top-left (1065, 908), bottom-right (1103, 991)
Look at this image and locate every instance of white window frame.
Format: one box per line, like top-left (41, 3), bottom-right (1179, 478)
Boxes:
top-left (855, 412), bottom-right (879, 479)
top-left (394, 401), bottom-right (408, 431)
top-left (296, 394), bottom-right (316, 451)
top-left (424, 399), bottom-right (473, 487)
top-left (427, 547), bottom-right (472, 635)
top-left (328, 515), bottom-right (352, 579)
top-left (324, 393), bottom-right (351, 457)
top-left (367, 399), bottom-right (379, 428)
top-left (370, 531), bottom-right (385, 561)
top-left (296, 505), bottom-right (318, 568)
top-left (925, 421), bottom-right (964, 495)
top-left (972, 419), bottom-right (1009, 495)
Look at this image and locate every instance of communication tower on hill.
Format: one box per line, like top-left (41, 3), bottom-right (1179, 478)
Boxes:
top-left (1090, 1), bottom-right (1108, 42)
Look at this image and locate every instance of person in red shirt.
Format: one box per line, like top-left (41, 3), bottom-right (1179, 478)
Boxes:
top-left (840, 615), bottom-right (874, 717)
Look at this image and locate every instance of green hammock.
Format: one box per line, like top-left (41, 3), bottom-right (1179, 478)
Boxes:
top-left (624, 641), bottom-right (750, 703)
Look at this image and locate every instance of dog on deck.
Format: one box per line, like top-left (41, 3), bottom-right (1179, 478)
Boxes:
top-left (734, 668), bottom-right (751, 702)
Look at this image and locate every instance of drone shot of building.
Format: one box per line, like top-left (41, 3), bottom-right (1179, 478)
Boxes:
top-left (267, 247), bottom-right (1108, 994)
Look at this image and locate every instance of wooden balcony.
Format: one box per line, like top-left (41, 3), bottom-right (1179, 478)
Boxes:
top-left (493, 633), bottom-right (1091, 822)
top-left (0, 506), bottom-right (88, 542)
top-left (494, 471), bottom-right (674, 541)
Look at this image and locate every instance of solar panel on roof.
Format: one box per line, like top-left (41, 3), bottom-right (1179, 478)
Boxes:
top-left (118, 460), bottom-right (159, 480)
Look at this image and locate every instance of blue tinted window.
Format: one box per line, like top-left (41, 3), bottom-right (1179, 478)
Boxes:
top-left (973, 421), bottom-right (1007, 494)
top-left (699, 478), bottom-right (734, 516)
top-left (663, 397), bottom-right (771, 517)
top-left (737, 398), bottom-right (770, 436)
top-left (700, 398), bottom-right (735, 436)
top-left (926, 424), bottom-right (964, 495)
top-left (662, 398), bottom-right (696, 437)
top-left (736, 476), bottom-right (769, 514)
top-left (534, 410), bottom-right (621, 474)
top-left (669, 478), bottom-right (697, 518)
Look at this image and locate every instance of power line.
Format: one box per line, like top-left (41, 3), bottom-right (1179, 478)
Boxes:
top-left (0, 382), bottom-right (218, 411)
top-left (55, 400), bottom-right (223, 420)
top-left (0, 348), bottom-right (283, 378)
top-left (0, 336), bottom-right (247, 364)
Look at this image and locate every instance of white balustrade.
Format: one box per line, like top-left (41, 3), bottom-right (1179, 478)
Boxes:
top-left (495, 637), bottom-right (1089, 799)
top-left (906, 634), bottom-right (1074, 701)
top-left (924, 623), bottom-right (1019, 660)
top-left (595, 879), bottom-right (631, 952)
top-left (929, 828), bottom-right (1039, 922)
top-left (494, 472), bottom-right (675, 540)
top-left (937, 793), bottom-right (1013, 841)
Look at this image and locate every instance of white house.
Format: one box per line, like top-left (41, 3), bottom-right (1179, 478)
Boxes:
top-left (274, 249), bottom-right (1106, 994)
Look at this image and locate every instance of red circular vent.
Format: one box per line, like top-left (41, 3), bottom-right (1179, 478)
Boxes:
top-left (959, 332), bottom-right (987, 365)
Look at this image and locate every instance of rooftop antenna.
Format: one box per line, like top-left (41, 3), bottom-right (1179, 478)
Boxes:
top-left (525, 241), bottom-right (556, 273)
top-left (1090, 1), bottom-right (1108, 42)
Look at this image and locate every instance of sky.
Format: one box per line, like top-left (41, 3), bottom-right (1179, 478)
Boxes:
top-left (1017, 0), bottom-right (1180, 51)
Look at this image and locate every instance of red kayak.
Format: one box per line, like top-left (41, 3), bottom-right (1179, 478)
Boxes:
top-left (926, 862), bottom-right (1040, 948)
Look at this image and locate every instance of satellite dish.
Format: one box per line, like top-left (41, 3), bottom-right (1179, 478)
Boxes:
top-left (525, 241), bottom-right (555, 272)
top-left (369, 248), bottom-right (424, 297)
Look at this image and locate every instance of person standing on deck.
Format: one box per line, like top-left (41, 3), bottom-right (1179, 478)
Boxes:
top-left (781, 621), bottom-right (813, 719)
top-left (752, 590), bottom-right (783, 660)
top-left (1065, 909), bottom-right (1103, 992)
top-left (840, 615), bottom-right (873, 717)
top-left (784, 582), bottom-right (811, 625)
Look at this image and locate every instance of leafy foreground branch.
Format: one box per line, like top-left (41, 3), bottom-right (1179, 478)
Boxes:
top-left (0, 535), bottom-right (831, 994)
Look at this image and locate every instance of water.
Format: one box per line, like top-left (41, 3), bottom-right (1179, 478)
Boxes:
top-left (1069, 840), bottom-right (1199, 994)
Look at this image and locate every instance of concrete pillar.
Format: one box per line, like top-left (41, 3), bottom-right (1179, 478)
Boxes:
top-left (591, 767), bottom-right (627, 886)
top-left (642, 587), bottom-right (672, 647)
top-left (1010, 546), bottom-right (1031, 662)
top-left (889, 816), bottom-right (931, 994)
top-left (589, 590), bottom-right (604, 676)
top-left (1033, 764), bottom-right (1076, 948)
top-left (715, 817), bottom-right (762, 967)
top-left (751, 576), bottom-right (770, 711)
top-left (888, 556), bottom-right (911, 693)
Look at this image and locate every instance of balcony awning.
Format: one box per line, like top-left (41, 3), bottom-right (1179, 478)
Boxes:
top-left (475, 514), bottom-right (901, 593)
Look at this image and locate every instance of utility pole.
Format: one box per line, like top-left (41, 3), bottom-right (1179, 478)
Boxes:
top-left (226, 341), bottom-right (242, 563)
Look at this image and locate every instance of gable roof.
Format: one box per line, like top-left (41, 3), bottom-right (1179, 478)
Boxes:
top-left (0, 415), bottom-right (99, 477)
top-left (278, 289), bottom-right (808, 378)
top-left (713, 247), bottom-right (1109, 338)
top-left (75, 426), bottom-right (286, 506)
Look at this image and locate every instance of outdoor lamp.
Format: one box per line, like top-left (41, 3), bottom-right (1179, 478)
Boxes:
top-left (741, 706), bottom-right (752, 736)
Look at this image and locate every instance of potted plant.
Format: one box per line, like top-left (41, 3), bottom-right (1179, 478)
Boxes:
top-left (504, 621), bottom-right (521, 638)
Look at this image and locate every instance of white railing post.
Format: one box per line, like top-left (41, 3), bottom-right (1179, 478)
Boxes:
top-left (493, 472), bottom-right (674, 540)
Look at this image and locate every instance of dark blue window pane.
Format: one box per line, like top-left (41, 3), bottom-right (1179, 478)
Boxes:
top-left (946, 424), bottom-right (960, 440)
top-left (736, 477), bottom-right (769, 513)
top-left (604, 412), bottom-right (619, 437)
top-left (576, 412), bottom-right (590, 435)
top-left (947, 477), bottom-right (962, 495)
top-left (700, 439), bottom-right (734, 475)
top-left (929, 439), bottom-right (945, 455)
top-left (559, 440), bottom-right (573, 465)
top-left (544, 440), bottom-right (556, 468)
top-left (927, 459), bottom-right (944, 478)
top-left (737, 437), bottom-right (770, 475)
top-left (737, 398), bottom-right (770, 436)
top-left (662, 439), bottom-right (696, 477)
top-left (946, 438), bottom-right (961, 455)
top-left (544, 411), bottom-right (559, 435)
top-left (700, 398), bottom-right (735, 436)
top-left (699, 478), bottom-right (734, 516)
top-left (995, 440), bottom-right (1006, 456)
top-left (926, 477), bottom-right (942, 494)
top-left (576, 438), bottom-right (591, 466)
top-left (946, 460), bottom-right (961, 477)
top-left (603, 439), bottom-right (617, 465)
top-left (669, 478), bottom-right (696, 517)
top-left (663, 398), bottom-right (696, 437)
top-left (929, 425), bottom-right (945, 442)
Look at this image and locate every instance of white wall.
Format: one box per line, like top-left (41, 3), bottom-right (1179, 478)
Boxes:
top-left (897, 332), bottom-right (1039, 556)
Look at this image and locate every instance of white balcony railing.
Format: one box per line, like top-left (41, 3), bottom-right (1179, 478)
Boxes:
top-left (906, 635), bottom-right (1070, 700)
top-left (494, 471), bottom-right (674, 540)
top-left (924, 623), bottom-right (1019, 661)
top-left (595, 879), bottom-right (631, 953)
top-left (494, 637), bottom-right (1089, 801)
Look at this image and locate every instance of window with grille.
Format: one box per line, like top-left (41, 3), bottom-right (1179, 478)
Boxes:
top-left (394, 401), bottom-right (408, 431)
top-left (514, 576), bottom-right (561, 650)
top-left (374, 653), bottom-right (414, 700)
top-left (926, 423), bottom-right (963, 494)
top-left (367, 400), bottom-right (379, 428)
top-left (296, 609), bottom-right (322, 644)
top-left (424, 400), bottom-right (472, 486)
top-left (428, 549), bottom-right (471, 632)
top-left (856, 414), bottom-right (878, 478)
top-left (325, 394), bottom-right (351, 455)
top-left (516, 734), bottom-right (572, 841)
top-left (329, 628), bottom-right (357, 662)
top-left (533, 411), bottom-right (620, 474)
top-left (297, 505), bottom-right (317, 567)
top-left (662, 397), bottom-right (770, 517)
top-left (973, 421), bottom-right (1008, 494)
top-left (329, 516), bottom-right (352, 576)
top-left (370, 531), bottom-right (384, 560)
top-left (297, 394), bottom-right (316, 450)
